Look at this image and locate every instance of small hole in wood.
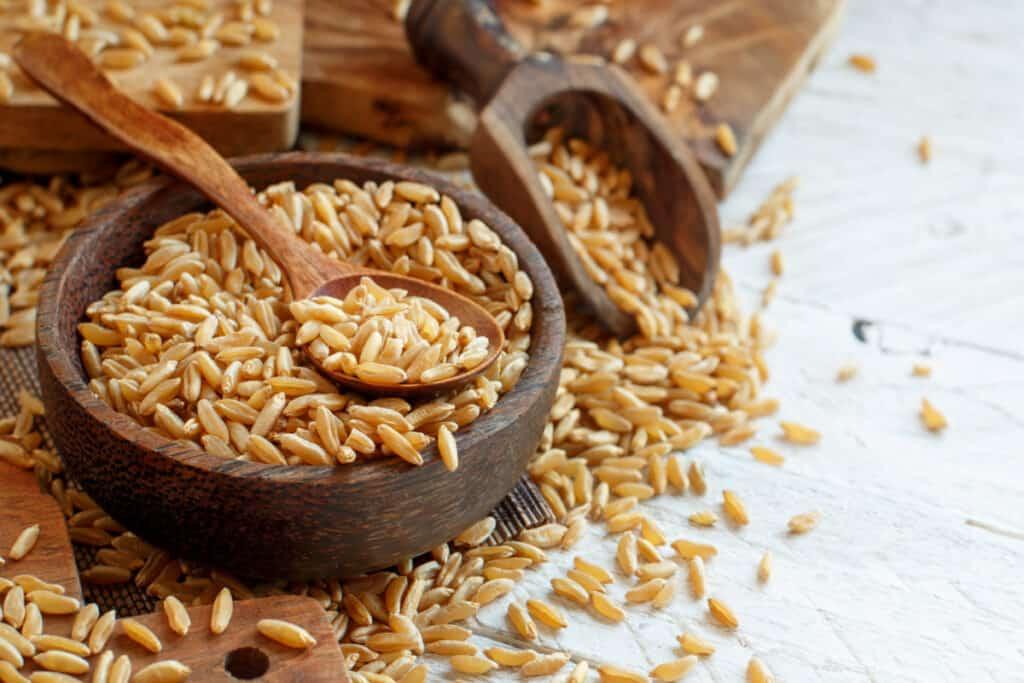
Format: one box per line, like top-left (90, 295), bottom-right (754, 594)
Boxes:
top-left (224, 647), bottom-right (270, 679)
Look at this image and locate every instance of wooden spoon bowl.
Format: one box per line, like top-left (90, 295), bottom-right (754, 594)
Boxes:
top-left (406, 0), bottom-right (721, 337)
top-left (35, 152), bottom-right (566, 580)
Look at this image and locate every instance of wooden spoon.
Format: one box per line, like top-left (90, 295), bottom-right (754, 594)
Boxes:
top-left (14, 32), bottom-right (504, 398)
top-left (406, 0), bottom-right (721, 337)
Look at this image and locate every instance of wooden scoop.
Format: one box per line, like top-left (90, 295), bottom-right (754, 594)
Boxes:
top-left (406, 0), bottom-right (721, 337)
top-left (14, 32), bottom-right (504, 399)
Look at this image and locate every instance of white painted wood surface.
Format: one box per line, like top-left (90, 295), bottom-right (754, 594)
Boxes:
top-left (316, 1), bottom-right (1024, 680)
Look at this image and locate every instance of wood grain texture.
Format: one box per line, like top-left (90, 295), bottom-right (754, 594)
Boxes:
top-left (0, 0), bottom-right (302, 158)
top-left (0, 462), bottom-right (81, 599)
top-left (115, 595), bottom-right (348, 682)
top-left (35, 153), bottom-right (566, 581)
top-left (301, 0), bottom-right (844, 197)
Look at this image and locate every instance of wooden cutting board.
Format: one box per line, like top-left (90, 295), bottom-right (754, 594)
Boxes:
top-left (0, 0), bottom-right (302, 164)
top-left (302, 0), bottom-right (845, 196)
top-left (0, 462), bottom-right (80, 598)
top-left (113, 595), bottom-right (349, 682)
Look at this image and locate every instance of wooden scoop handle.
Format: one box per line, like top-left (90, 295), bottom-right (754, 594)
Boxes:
top-left (13, 32), bottom-right (346, 300)
top-left (405, 0), bottom-right (526, 106)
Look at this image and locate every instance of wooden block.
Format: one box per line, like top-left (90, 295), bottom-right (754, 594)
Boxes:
top-left (0, 0), bottom-right (302, 158)
top-left (301, 0), bottom-right (845, 196)
top-left (0, 462), bottom-right (80, 599)
top-left (114, 595), bottom-right (348, 682)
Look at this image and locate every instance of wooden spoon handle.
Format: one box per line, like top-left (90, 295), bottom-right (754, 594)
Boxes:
top-left (405, 0), bottom-right (525, 106)
top-left (12, 32), bottom-right (345, 300)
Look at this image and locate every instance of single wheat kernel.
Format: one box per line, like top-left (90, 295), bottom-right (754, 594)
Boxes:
top-left (507, 603), bottom-right (537, 640)
top-left (707, 597), bottom-right (738, 629)
top-left (750, 445), bottom-right (784, 466)
top-left (71, 603), bottom-right (99, 643)
top-left (625, 579), bottom-right (665, 603)
top-left (450, 654), bottom-right (497, 674)
top-left (590, 591), bottom-right (625, 623)
top-left (612, 38), bottom-right (636, 64)
top-left (210, 587), bottom-right (232, 634)
top-left (688, 460), bottom-right (707, 494)
top-left (836, 363), bottom-right (858, 382)
top-left (526, 599), bottom-right (566, 629)
top-left (551, 577), bottom-right (589, 605)
top-left (651, 655), bottom-right (698, 681)
top-left (9, 525), bottom-right (40, 560)
top-left (92, 650), bottom-right (114, 683)
top-left (920, 398), bottom-right (947, 432)
top-left (162, 596), bottom-right (190, 636)
top-left (672, 539), bottom-right (717, 561)
top-left (573, 557), bottom-right (613, 584)
top-left (715, 123), bottom-right (737, 157)
top-left (912, 362), bottom-right (932, 378)
top-left (570, 5), bottom-right (608, 29)
top-left (638, 44), bottom-right (668, 74)
top-left (689, 510), bottom-right (717, 527)
top-left (677, 631), bottom-right (715, 656)
top-left (848, 54), bottom-right (876, 73)
top-left (662, 85), bottom-right (682, 113)
top-left (153, 77), bottom-right (183, 110)
top-left (521, 652), bottom-right (570, 677)
top-left (134, 660), bottom-right (191, 683)
top-left (779, 421), bottom-right (820, 445)
top-left (485, 647), bottom-right (537, 667)
top-left (758, 551), bottom-right (772, 582)
top-left (257, 619), bottom-right (316, 649)
top-left (689, 556), bottom-right (707, 598)
top-left (109, 653), bottom-right (132, 683)
top-left (747, 656), bottom-right (775, 683)
top-left (28, 591), bottom-right (80, 615)
top-left (0, 638), bottom-right (23, 669)
top-left (33, 650), bottom-right (90, 675)
top-left (637, 560), bottom-right (676, 580)
top-left (100, 47), bottom-right (146, 69)
top-left (722, 490), bottom-right (750, 526)
top-left (89, 610), bottom-right (117, 654)
top-left (788, 511), bottom-right (821, 534)
top-left (616, 532), bottom-right (638, 575)
top-left (693, 71), bottom-right (718, 101)
top-left (566, 569), bottom-right (605, 595)
top-left (29, 635), bottom-right (90, 657)
top-left (568, 660), bottom-right (590, 683)
top-left (121, 618), bottom-right (162, 653)
top-left (598, 664), bottom-right (648, 682)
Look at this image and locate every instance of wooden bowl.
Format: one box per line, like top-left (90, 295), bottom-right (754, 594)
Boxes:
top-left (36, 152), bottom-right (566, 581)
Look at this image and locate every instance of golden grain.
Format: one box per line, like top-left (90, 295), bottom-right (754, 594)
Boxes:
top-left (788, 511), bottom-right (821, 534)
top-left (779, 421), bottom-right (820, 445)
top-left (257, 619), bottom-right (316, 649)
top-left (715, 123), bottom-right (737, 157)
top-left (121, 618), bottom-right (161, 653)
top-left (598, 664), bottom-right (648, 683)
top-left (133, 660), bottom-right (191, 683)
top-left (651, 655), bottom-right (698, 681)
top-left (849, 54), bottom-right (876, 73)
top-left (757, 551), bottom-right (772, 583)
top-left (747, 656), bottom-right (775, 683)
top-left (920, 398), bottom-right (947, 432)
top-left (707, 597), bottom-right (738, 628)
top-left (8, 525), bottom-right (39, 561)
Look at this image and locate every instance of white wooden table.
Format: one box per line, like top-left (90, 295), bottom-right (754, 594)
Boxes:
top-left (378, 1), bottom-right (1024, 680)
